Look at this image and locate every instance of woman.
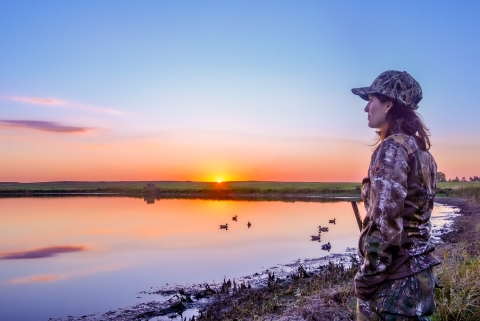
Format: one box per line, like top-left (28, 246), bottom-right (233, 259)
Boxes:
top-left (351, 70), bottom-right (441, 321)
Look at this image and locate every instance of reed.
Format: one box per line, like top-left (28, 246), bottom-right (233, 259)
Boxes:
top-left (433, 243), bottom-right (480, 321)
top-left (198, 259), bottom-right (360, 320)
top-left (437, 185), bottom-right (480, 201)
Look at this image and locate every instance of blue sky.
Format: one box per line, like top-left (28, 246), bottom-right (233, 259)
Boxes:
top-left (1, 1), bottom-right (479, 182)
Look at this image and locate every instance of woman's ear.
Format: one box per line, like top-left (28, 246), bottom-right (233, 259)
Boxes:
top-left (385, 103), bottom-right (392, 113)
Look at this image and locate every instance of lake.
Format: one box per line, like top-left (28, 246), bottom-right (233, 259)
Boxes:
top-left (0, 197), bottom-right (455, 320)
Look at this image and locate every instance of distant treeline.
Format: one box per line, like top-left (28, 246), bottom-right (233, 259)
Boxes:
top-left (437, 172), bottom-right (480, 182)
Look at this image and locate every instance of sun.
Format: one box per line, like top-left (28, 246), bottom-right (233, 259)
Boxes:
top-left (216, 179), bottom-right (223, 183)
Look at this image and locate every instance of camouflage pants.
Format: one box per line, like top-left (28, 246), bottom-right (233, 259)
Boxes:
top-left (356, 268), bottom-right (436, 321)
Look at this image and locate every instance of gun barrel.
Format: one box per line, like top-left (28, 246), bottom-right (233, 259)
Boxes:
top-left (351, 201), bottom-right (362, 232)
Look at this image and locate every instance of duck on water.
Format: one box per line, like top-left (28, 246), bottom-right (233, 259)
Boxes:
top-left (321, 242), bottom-right (331, 251)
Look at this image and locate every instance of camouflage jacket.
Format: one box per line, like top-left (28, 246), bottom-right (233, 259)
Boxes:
top-left (354, 133), bottom-right (441, 301)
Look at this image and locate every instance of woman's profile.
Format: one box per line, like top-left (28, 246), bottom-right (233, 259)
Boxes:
top-left (351, 70), bottom-right (441, 320)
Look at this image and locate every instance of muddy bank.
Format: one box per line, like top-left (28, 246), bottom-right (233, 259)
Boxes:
top-left (435, 197), bottom-right (480, 251)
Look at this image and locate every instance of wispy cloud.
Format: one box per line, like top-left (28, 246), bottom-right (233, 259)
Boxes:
top-left (0, 245), bottom-right (86, 260)
top-left (0, 120), bottom-right (91, 133)
top-left (7, 95), bottom-right (123, 115)
top-left (11, 96), bottom-right (64, 105)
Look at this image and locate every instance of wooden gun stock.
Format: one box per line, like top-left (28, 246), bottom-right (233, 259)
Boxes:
top-left (351, 201), bottom-right (362, 232)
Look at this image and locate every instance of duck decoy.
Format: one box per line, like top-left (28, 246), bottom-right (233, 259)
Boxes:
top-left (232, 215), bottom-right (238, 221)
top-left (321, 242), bottom-right (331, 251)
top-left (247, 221), bottom-right (251, 228)
top-left (219, 223), bottom-right (228, 229)
top-left (318, 226), bottom-right (329, 232)
top-left (329, 218), bottom-right (336, 224)
top-left (310, 234), bottom-right (321, 241)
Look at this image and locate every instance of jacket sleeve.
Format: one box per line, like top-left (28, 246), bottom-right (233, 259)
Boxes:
top-left (354, 139), bottom-right (409, 300)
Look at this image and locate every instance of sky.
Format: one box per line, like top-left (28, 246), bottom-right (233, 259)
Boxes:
top-left (1, 1), bottom-right (480, 183)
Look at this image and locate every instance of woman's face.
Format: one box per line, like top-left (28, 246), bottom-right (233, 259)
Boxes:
top-left (364, 95), bottom-right (391, 130)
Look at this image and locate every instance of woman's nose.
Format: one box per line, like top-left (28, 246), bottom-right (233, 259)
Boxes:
top-left (364, 103), bottom-right (369, 112)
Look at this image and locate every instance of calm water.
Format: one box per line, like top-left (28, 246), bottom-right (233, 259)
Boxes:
top-left (0, 197), bottom-right (453, 321)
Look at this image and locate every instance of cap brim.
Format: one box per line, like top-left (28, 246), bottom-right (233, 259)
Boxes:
top-left (351, 87), bottom-right (376, 101)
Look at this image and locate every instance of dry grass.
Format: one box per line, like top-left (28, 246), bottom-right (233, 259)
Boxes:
top-left (433, 243), bottom-right (480, 321)
top-left (432, 197), bottom-right (480, 320)
top-left (437, 185), bottom-right (480, 201)
top-left (197, 260), bottom-right (359, 321)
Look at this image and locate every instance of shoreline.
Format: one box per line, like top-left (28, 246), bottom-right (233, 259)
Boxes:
top-left (48, 197), bottom-right (468, 321)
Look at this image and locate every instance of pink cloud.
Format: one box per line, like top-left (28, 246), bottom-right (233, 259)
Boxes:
top-left (8, 96), bottom-right (123, 115)
top-left (0, 120), bottom-right (91, 133)
top-left (11, 96), bottom-right (64, 105)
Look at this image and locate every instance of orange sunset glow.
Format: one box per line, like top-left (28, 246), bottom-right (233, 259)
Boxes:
top-left (2, 128), bottom-right (479, 182)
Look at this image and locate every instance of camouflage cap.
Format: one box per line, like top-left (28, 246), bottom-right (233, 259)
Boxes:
top-left (351, 70), bottom-right (422, 110)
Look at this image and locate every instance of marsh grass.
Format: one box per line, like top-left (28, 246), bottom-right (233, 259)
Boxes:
top-left (437, 184), bottom-right (480, 201)
top-left (433, 243), bottom-right (480, 321)
top-left (450, 187), bottom-right (480, 201)
top-left (198, 259), bottom-right (359, 320)
top-left (197, 243), bottom-right (480, 321)
top-left (437, 182), bottom-right (480, 189)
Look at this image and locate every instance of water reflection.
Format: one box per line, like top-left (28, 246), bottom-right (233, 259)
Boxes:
top-left (0, 246), bottom-right (86, 260)
top-left (144, 196), bottom-right (155, 204)
top-left (0, 197), bottom-right (452, 321)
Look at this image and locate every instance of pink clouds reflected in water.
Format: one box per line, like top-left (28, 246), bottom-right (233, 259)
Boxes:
top-left (0, 245), bottom-right (86, 260)
top-left (11, 275), bottom-right (61, 284)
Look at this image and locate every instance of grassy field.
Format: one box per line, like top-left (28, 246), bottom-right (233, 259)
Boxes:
top-left (437, 181), bottom-right (480, 200)
top-left (0, 181), bottom-right (362, 198)
top-left (2, 180), bottom-right (479, 200)
top-left (0, 180), bottom-right (360, 191)
top-left (437, 181), bottom-right (480, 189)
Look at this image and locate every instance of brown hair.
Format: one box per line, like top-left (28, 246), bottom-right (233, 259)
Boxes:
top-left (374, 93), bottom-right (431, 151)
